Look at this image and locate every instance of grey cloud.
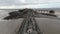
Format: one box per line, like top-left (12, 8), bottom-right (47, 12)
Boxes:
top-left (0, 0), bottom-right (60, 8)
top-left (0, 0), bottom-right (22, 6)
top-left (0, 0), bottom-right (48, 6)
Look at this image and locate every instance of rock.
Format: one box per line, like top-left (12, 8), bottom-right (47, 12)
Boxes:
top-left (9, 11), bottom-right (20, 17)
top-left (4, 16), bottom-right (13, 20)
top-left (3, 8), bottom-right (37, 20)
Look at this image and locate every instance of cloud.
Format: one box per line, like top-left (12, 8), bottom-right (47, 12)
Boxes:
top-left (0, 0), bottom-right (60, 5)
top-left (0, 2), bottom-right (60, 9)
top-left (0, 0), bottom-right (60, 8)
top-left (48, 0), bottom-right (60, 2)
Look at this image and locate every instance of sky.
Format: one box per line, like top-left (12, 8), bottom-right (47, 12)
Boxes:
top-left (0, 0), bottom-right (60, 9)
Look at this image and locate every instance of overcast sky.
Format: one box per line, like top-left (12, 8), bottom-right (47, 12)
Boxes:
top-left (0, 0), bottom-right (60, 9)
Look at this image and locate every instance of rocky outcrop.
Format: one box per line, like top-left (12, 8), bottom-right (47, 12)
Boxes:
top-left (3, 9), bottom-right (34, 20)
top-left (3, 9), bottom-right (57, 20)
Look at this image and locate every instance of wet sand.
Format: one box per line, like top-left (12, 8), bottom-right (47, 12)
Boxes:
top-left (0, 18), bottom-right (60, 34)
top-left (36, 18), bottom-right (60, 34)
top-left (0, 19), bottom-right (23, 34)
